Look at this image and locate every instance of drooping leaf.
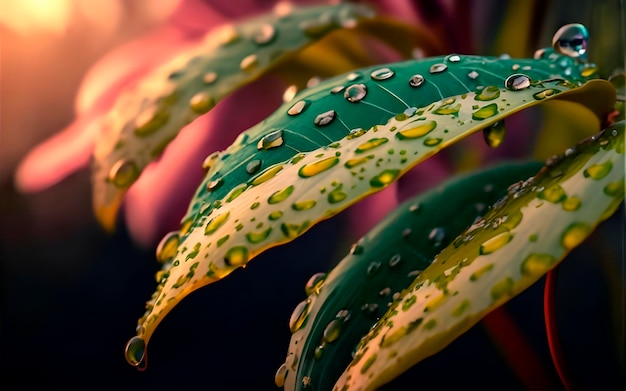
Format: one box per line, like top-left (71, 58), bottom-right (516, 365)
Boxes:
top-left (277, 161), bottom-right (544, 390)
top-left (333, 121), bottom-right (625, 391)
top-left (124, 46), bottom-right (616, 366)
top-left (92, 2), bottom-right (381, 229)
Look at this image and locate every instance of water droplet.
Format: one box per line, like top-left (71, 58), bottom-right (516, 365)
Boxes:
top-left (370, 169), bottom-right (400, 187)
top-left (240, 54), bottom-right (258, 72)
top-left (347, 72), bottom-right (361, 81)
top-left (350, 243), bottom-right (364, 255)
top-left (305, 272), bottom-right (326, 296)
top-left (408, 74), bottom-right (425, 87)
top-left (287, 100), bottom-right (308, 116)
top-left (490, 277), bottom-right (514, 301)
top-left (446, 54), bottom-right (462, 62)
top-left (483, 121), bottom-right (506, 148)
top-left (561, 222), bottom-right (591, 250)
top-left (330, 85), bottom-right (345, 94)
top-left (552, 23), bottom-right (589, 60)
top-left (205, 212), bottom-right (230, 235)
top-left (505, 74), bottom-right (532, 91)
top-left (479, 232), bottom-right (514, 254)
top-left (257, 129), bottom-right (284, 150)
top-left (356, 137), bottom-right (389, 153)
top-left (202, 152), bottom-right (220, 173)
top-left (203, 71), bottom-right (217, 84)
top-left (328, 186), bottom-right (347, 204)
top-left (344, 84), bottom-right (367, 102)
top-left (292, 200), bottom-right (317, 211)
top-left (323, 319), bottom-right (343, 343)
top-left (275, 363), bottom-right (287, 387)
top-left (396, 120), bottom-right (437, 139)
top-left (521, 253), bottom-right (556, 276)
top-left (583, 161), bottom-right (612, 179)
top-left (367, 261), bottom-right (381, 276)
top-left (533, 89), bottom-right (560, 100)
top-left (429, 63), bottom-right (447, 74)
top-left (472, 103), bottom-right (499, 120)
top-left (370, 67), bottom-right (395, 80)
top-left (253, 23), bottom-right (276, 45)
top-left (134, 104), bottom-right (169, 136)
top-left (433, 97), bottom-right (461, 115)
top-left (224, 246), bottom-right (249, 266)
top-left (251, 164), bottom-right (284, 186)
top-left (314, 344), bottom-right (325, 360)
top-left (428, 227), bottom-right (446, 247)
top-left (281, 221), bottom-right (310, 239)
top-left (467, 70), bottom-right (479, 80)
top-left (156, 231), bottom-right (180, 264)
top-left (379, 287), bottom-right (391, 297)
top-left (388, 254), bottom-right (402, 267)
top-left (108, 159), bottom-right (139, 188)
top-left (475, 85), bottom-right (501, 101)
top-left (314, 110), bottom-right (335, 126)
top-left (298, 157), bottom-right (339, 178)
top-left (289, 299), bottom-right (311, 332)
top-left (125, 336), bottom-right (146, 367)
top-left (189, 92), bottom-right (214, 114)
top-left (469, 264), bottom-right (494, 281)
top-left (562, 196), bottom-right (582, 211)
top-left (246, 159), bottom-right (262, 175)
top-left (268, 185), bottom-right (294, 204)
top-left (246, 227), bottom-right (272, 244)
top-left (423, 137), bottom-right (442, 147)
top-left (300, 14), bottom-right (336, 38)
top-left (268, 210), bottom-right (283, 221)
top-left (206, 178), bottom-right (224, 192)
top-left (538, 184), bottom-right (566, 203)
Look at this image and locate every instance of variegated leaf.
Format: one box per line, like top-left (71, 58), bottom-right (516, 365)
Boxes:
top-left (277, 161), bottom-right (544, 390)
top-left (333, 121), bottom-right (625, 391)
top-left (124, 54), bottom-right (615, 366)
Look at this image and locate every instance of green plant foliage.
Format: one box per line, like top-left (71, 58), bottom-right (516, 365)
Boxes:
top-left (91, 2), bottom-right (379, 229)
top-left (277, 161), bottom-right (544, 390)
top-left (332, 121), bottom-right (624, 391)
top-left (124, 47), bottom-right (615, 365)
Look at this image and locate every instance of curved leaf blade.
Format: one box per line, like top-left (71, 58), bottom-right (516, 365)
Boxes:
top-left (91, 2), bottom-right (377, 229)
top-left (334, 121), bottom-right (625, 391)
top-left (279, 161), bottom-right (544, 390)
top-left (126, 71), bottom-right (614, 364)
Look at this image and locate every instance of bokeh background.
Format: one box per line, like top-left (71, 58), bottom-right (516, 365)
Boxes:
top-left (1, 0), bottom-right (624, 389)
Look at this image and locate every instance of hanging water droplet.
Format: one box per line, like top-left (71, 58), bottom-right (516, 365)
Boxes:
top-left (483, 121), bottom-right (506, 148)
top-left (282, 85), bottom-right (298, 102)
top-left (108, 159), bottom-right (139, 188)
top-left (203, 71), bottom-right (218, 84)
top-left (314, 110), bottom-right (335, 126)
top-left (275, 363), bottom-right (287, 387)
top-left (253, 23), bottom-right (276, 45)
top-left (305, 272), bottom-right (326, 296)
top-left (467, 70), bottom-right (479, 80)
top-left (125, 336), bottom-right (146, 367)
top-left (289, 299), bottom-right (311, 332)
top-left (408, 74), bottom-right (425, 87)
top-left (156, 231), bottom-right (180, 264)
top-left (505, 74), bottom-right (532, 91)
top-left (344, 84), bottom-right (367, 102)
top-left (428, 227), bottom-right (446, 247)
top-left (240, 54), bottom-right (259, 72)
top-left (246, 159), bottom-right (262, 175)
top-left (429, 63), bottom-right (448, 74)
top-left (552, 23), bottom-right (589, 60)
top-left (370, 67), bottom-right (395, 81)
top-left (287, 100), bottom-right (308, 116)
top-left (257, 129), bottom-right (284, 150)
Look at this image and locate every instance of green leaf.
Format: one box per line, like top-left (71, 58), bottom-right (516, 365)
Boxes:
top-left (125, 51), bottom-right (615, 365)
top-left (333, 121), bottom-right (625, 391)
top-left (277, 161), bottom-right (544, 390)
top-left (91, 2), bottom-right (378, 230)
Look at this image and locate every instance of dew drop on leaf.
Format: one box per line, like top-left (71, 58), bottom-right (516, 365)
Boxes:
top-left (505, 74), bottom-right (532, 91)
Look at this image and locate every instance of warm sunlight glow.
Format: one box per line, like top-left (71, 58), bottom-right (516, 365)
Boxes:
top-left (0, 0), bottom-right (72, 35)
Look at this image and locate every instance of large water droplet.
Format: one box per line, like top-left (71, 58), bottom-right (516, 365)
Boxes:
top-left (205, 212), bottom-right (230, 235)
top-left (472, 103), bottom-right (499, 120)
top-left (483, 121), bottom-right (506, 148)
top-left (125, 336), bottom-right (146, 367)
top-left (288, 100), bottom-right (309, 116)
top-left (156, 231), bottom-right (180, 264)
top-left (408, 74), bottom-right (425, 87)
top-left (305, 272), bottom-right (326, 296)
top-left (108, 159), bottom-right (139, 188)
top-left (396, 120), bottom-right (437, 140)
top-left (552, 23), bottom-right (589, 60)
top-left (314, 110), bottom-right (335, 126)
top-left (475, 85), bottom-right (501, 101)
top-left (355, 137), bottom-right (389, 153)
top-left (289, 299), bottom-right (311, 332)
top-left (344, 84), bottom-right (367, 102)
top-left (323, 319), bottom-right (343, 343)
top-left (253, 23), bottom-right (276, 45)
top-left (583, 161), bottom-right (612, 180)
top-left (246, 159), bottom-right (262, 175)
top-left (429, 63), bottom-right (447, 74)
top-left (505, 74), bottom-right (532, 91)
top-left (298, 157), bottom-right (339, 178)
top-left (275, 363), bottom-right (287, 387)
top-left (370, 67), bottom-right (395, 81)
top-left (257, 129), bottom-right (284, 150)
